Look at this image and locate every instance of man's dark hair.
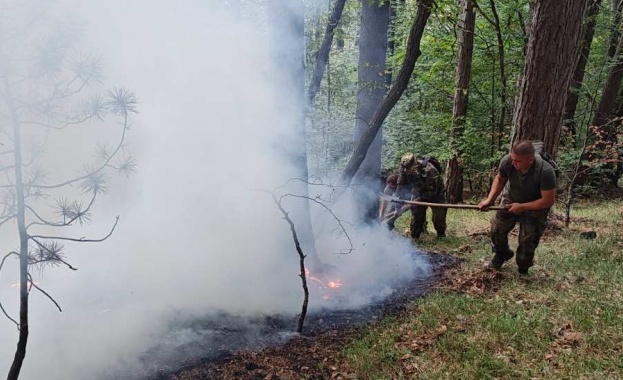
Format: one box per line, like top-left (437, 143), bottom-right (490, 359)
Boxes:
top-left (386, 172), bottom-right (399, 187)
top-left (512, 140), bottom-right (535, 156)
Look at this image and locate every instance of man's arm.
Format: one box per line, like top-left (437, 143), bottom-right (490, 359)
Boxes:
top-left (479, 174), bottom-right (508, 210)
top-left (379, 198), bottom-right (387, 221)
top-left (507, 189), bottom-right (555, 214)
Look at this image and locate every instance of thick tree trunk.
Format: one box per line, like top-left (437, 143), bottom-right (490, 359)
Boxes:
top-left (269, 0), bottom-right (321, 266)
top-left (446, 0), bottom-right (476, 204)
top-left (353, 0), bottom-right (390, 221)
top-left (306, 0), bottom-right (348, 109)
top-left (339, 0), bottom-right (434, 188)
top-left (511, 0), bottom-right (587, 158)
top-left (564, 0), bottom-right (602, 134)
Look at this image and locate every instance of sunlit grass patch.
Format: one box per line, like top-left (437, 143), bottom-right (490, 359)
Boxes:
top-left (342, 200), bottom-right (623, 379)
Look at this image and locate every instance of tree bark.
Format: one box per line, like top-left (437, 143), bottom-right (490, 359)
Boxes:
top-left (511, 0), bottom-right (587, 158)
top-left (5, 79), bottom-right (29, 380)
top-left (339, 0), bottom-right (434, 188)
top-left (306, 0), bottom-right (348, 109)
top-left (564, 0), bottom-right (602, 134)
top-left (588, 11), bottom-right (623, 185)
top-left (608, 0), bottom-right (623, 58)
top-left (269, 0), bottom-right (321, 266)
top-left (446, 0), bottom-right (476, 204)
top-left (353, 0), bottom-right (390, 221)
top-left (592, 15), bottom-right (623, 128)
top-left (517, 0), bottom-right (536, 56)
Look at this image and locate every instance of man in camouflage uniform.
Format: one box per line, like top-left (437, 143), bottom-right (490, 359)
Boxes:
top-left (392, 153), bottom-right (447, 239)
top-left (479, 140), bottom-right (557, 275)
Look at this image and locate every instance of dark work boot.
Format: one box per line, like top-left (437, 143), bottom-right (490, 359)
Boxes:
top-left (487, 249), bottom-right (514, 271)
top-left (517, 267), bottom-right (529, 275)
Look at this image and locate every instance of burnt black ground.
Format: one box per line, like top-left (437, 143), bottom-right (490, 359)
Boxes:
top-left (101, 252), bottom-right (457, 380)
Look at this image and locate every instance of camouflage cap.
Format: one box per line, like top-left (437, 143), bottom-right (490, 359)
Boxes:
top-left (400, 153), bottom-right (416, 169)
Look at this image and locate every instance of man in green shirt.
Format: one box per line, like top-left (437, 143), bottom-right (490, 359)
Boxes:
top-left (394, 153), bottom-right (447, 239)
top-left (479, 140), bottom-right (557, 275)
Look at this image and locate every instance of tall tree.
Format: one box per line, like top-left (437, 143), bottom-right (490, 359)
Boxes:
top-left (564, 0), bottom-right (602, 135)
top-left (607, 0), bottom-right (623, 58)
top-left (588, 11), bottom-right (623, 185)
top-left (0, 4), bottom-right (137, 377)
top-left (511, 0), bottom-right (587, 157)
top-left (477, 0), bottom-right (508, 155)
top-left (339, 0), bottom-right (435, 188)
top-left (353, 0), bottom-right (390, 221)
top-left (591, 15), bottom-right (623, 129)
top-left (446, 0), bottom-right (476, 204)
top-left (268, 0), bottom-right (321, 266)
top-left (307, 0), bottom-right (348, 109)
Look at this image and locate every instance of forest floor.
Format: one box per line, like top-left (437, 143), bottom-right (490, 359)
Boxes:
top-left (171, 195), bottom-right (623, 380)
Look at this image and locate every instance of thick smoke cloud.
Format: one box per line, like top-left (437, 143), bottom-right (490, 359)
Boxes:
top-left (0, 1), bottom-right (429, 379)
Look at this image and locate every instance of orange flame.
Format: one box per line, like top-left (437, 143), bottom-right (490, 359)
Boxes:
top-left (9, 281), bottom-right (39, 289)
top-left (305, 268), bottom-right (342, 300)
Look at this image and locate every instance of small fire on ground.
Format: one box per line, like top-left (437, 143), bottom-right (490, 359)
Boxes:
top-left (305, 268), bottom-right (342, 300)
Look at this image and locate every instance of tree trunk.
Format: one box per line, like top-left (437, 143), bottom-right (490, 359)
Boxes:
top-left (490, 0), bottom-right (508, 154)
top-left (339, 0), bottom-right (434, 188)
top-left (588, 12), bottom-right (623, 185)
top-left (511, 0), bottom-right (587, 158)
top-left (268, 0), bottom-right (321, 266)
top-left (5, 79), bottom-right (29, 380)
top-left (517, 0), bottom-right (536, 56)
top-left (385, 0), bottom-right (405, 86)
top-left (592, 17), bottom-right (623, 128)
top-left (564, 0), bottom-right (602, 135)
top-left (446, 0), bottom-right (476, 204)
top-left (608, 0), bottom-right (623, 58)
top-left (353, 0), bottom-right (390, 221)
top-left (306, 0), bottom-right (348, 109)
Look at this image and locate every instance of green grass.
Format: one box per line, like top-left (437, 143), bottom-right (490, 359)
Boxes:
top-left (341, 200), bottom-right (623, 379)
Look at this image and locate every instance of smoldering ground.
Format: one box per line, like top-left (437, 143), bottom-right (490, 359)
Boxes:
top-left (0, 1), bottom-right (430, 379)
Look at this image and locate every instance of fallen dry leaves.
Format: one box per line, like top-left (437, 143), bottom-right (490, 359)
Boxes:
top-left (544, 323), bottom-right (584, 364)
top-left (438, 267), bottom-right (505, 296)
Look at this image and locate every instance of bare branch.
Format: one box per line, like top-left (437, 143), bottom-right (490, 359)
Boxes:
top-left (0, 301), bottom-right (18, 328)
top-left (280, 193), bottom-right (354, 255)
top-left (0, 252), bottom-right (18, 277)
top-left (21, 111), bottom-right (99, 130)
top-left (27, 274), bottom-right (62, 312)
top-left (31, 113), bottom-right (130, 190)
top-left (29, 215), bottom-right (119, 243)
top-left (0, 252), bottom-right (19, 328)
top-left (0, 214), bottom-right (16, 227)
top-left (270, 192), bottom-right (309, 334)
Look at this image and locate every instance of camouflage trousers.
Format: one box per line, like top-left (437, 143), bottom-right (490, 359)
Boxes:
top-left (411, 194), bottom-right (447, 239)
top-left (490, 209), bottom-right (549, 270)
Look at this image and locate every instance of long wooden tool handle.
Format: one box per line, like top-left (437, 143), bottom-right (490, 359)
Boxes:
top-left (400, 199), bottom-right (508, 210)
top-left (380, 194), bottom-right (508, 211)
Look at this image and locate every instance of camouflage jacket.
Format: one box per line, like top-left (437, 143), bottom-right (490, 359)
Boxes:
top-left (396, 161), bottom-right (445, 201)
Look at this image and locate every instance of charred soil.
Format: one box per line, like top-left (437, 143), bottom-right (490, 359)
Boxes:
top-left (156, 253), bottom-right (457, 380)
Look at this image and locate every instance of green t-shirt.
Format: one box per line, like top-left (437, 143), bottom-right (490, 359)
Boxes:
top-left (498, 154), bottom-right (557, 204)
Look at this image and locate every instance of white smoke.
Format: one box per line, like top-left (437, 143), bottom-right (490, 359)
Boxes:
top-left (0, 1), bottom-right (430, 379)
